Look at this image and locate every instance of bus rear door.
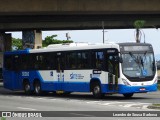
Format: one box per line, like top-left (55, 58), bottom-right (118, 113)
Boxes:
top-left (56, 52), bottom-right (64, 92)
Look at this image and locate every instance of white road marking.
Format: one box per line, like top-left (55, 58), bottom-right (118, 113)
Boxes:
top-left (17, 107), bottom-right (36, 111)
top-left (26, 96), bottom-right (57, 101)
top-left (17, 95), bottom-right (151, 110)
top-left (86, 101), bottom-right (100, 104)
top-left (142, 105), bottom-right (150, 109)
top-left (85, 100), bottom-right (151, 109)
top-left (101, 103), bottom-right (113, 105)
top-left (123, 104), bottom-right (138, 107)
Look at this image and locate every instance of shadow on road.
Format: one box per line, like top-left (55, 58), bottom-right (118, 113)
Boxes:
top-left (0, 85), bottom-right (154, 102)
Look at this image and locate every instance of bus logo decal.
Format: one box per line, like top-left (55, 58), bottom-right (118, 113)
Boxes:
top-left (70, 73), bottom-right (84, 79)
top-left (70, 73), bottom-right (77, 79)
top-left (22, 72), bottom-right (29, 77)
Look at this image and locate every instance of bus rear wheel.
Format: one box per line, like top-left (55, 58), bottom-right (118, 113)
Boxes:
top-left (123, 93), bottom-right (134, 98)
top-left (23, 81), bottom-right (31, 95)
top-left (92, 83), bottom-right (104, 99)
top-left (34, 81), bottom-right (42, 95)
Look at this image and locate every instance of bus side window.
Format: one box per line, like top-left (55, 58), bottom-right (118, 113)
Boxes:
top-left (66, 52), bottom-right (76, 69)
top-left (82, 52), bottom-right (89, 69)
top-left (91, 51), bottom-right (104, 69)
top-left (77, 53), bottom-right (82, 68)
top-left (96, 52), bottom-right (104, 69)
top-left (4, 55), bottom-right (13, 70)
top-left (45, 53), bottom-right (53, 70)
top-left (76, 52), bottom-right (89, 69)
top-left (21, 55), bottom-right (28, 70)
top-left (13, 55), bottom-right (21, 71)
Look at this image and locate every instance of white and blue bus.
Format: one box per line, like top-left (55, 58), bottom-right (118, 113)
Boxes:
top-left (3, 42), bottom-right (158, 98)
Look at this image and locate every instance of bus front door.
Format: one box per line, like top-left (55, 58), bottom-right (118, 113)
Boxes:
top-left (107, 54), bottom-right (119, 92)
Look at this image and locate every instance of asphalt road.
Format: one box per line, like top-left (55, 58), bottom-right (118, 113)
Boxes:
top-left (0, 82), bottom-right (160, 120)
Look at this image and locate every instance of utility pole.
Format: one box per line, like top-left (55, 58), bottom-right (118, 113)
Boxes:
top-left (102, 21), bottom-right (105, 43)
top-left (102, 21), bottom-right (108, 43)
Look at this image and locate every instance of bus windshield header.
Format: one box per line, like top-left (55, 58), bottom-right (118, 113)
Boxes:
top-left (124, 46), bottom-right (150, 51)
top-left (119, 43), bottom-right (153, 53)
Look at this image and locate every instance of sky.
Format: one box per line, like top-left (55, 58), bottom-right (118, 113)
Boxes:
top-left (10, 29), bottom-right (160, 56)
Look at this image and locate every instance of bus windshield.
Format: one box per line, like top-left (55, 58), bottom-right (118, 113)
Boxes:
top-left (121, 52), bottom-right (155, 79)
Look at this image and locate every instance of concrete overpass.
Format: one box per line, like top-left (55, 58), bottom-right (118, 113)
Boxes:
top-left (0, 0), bottom-right (160, 31)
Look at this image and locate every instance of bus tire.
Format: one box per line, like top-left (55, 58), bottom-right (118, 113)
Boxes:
top-left (123, 93), bottom-right (134, 98)
top-left (63, 92), bottom-right (71, 95)
top-left (34, 81), bottom-right (42, 95)
top-left (92, 82), bottom-right (104, 99)
top-left (23, 80), bottom-right (31, 95)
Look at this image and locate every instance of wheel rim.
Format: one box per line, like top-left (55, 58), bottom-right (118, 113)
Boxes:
top-left (35, 83), bottom-right (40, 94)
top-left (94, 86), bottom-right (100, 95)
top-left (24, 82), bottom-right (31, 95)
top-left (25, 83), bottom-right (30, 92)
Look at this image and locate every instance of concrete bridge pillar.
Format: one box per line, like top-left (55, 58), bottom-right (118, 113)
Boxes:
top-left (0, 32), bottom-right (12, 78)
top-left (22, 30), bottom-right (42, 49)
top-left (0, 32), bottom-right (12, 52)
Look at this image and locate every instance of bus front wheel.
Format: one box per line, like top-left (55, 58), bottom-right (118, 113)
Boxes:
top-left (23, 81), bottom-right (31, 95)
top-left (34, 81), bottom-right (42, 95)
top-left (123, 93), bottom-right (134, 98)
top-left (92, 83), bottom-right (104, 98)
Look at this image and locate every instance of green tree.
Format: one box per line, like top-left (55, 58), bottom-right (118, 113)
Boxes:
top-left (12, 38), bottom-right (23, 50)
top-left (12, 34), bottom-right (73, 50)
top-left (42, 35), bottom-right (73, 47)
top-left (134, 20), bottom-right (146, 43)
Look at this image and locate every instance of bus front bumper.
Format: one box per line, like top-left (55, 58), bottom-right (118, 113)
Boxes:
top-left (118, 84), bottom-right (158, 94)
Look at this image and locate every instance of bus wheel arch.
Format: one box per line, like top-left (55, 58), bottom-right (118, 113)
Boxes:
top-left (123, 93), bottom-right (134, 98)
top-left (33, 79), bottom-right (42, 95)
top-left (23, 79), bottom-right (32, 95)
top-left (90, 79), bottom-right (104, 98)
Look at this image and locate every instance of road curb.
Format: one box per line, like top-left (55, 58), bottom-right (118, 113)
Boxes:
top-left (147, 105), bottom-right (160, 110)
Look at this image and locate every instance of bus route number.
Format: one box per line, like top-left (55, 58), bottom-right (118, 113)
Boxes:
top-left (22, 72), bottom-right (29, 77)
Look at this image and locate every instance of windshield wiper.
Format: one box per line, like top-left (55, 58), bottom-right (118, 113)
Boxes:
top-left (140, 56), bottom-right (144, 69)
top-left (129, 52), bottom-right (138, 64)
top-left (129, 52), bottom-right (141, 69)
top-left (140, 51), bottom-right (147, 70)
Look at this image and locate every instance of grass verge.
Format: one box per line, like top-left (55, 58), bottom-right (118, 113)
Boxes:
top-left (152, 104), bottom-right (160, 106)
top-left (148, 104), bottom-right (160, 109)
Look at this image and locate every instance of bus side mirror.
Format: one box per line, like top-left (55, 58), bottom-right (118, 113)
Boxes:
top-left (114, 56), bottom-right (123, 63)
top-left (119, 57), bottom-right (123, 63)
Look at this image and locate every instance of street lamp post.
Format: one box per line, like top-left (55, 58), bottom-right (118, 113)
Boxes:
top-left (102, 21), bottom-right (105, 43)
top-left (66, 32), bottom-right (71, 40)
top-left (102, 21), bottom-right (108, 43)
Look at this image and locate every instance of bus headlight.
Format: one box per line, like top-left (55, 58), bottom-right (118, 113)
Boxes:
top-left (122, 79), bottom-right (131, 86)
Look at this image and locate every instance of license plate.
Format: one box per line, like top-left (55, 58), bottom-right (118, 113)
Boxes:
top-left (140, 88), bottom-right (146, 91)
